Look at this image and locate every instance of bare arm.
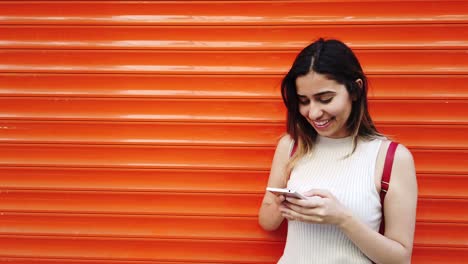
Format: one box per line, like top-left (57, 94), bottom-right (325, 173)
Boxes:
top-left (258, 134), bottom-right (293, 231)
top-left (339, 144), bottom-right (418, 263)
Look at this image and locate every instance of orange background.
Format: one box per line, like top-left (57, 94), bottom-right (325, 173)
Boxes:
top-left (0, 0), bottom-right (467, 263)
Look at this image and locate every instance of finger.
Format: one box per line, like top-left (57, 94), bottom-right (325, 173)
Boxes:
top-left (278, 195), bottom-right (286, 202)
top-left (303, 189), bottom-right (332, 198)
top-left (284, 197), bottom-right (302, 205)
top-left (285, 209), bottom-right (325, 223)
top-left (279, 203), bottom-right (290, 210)
top-left (271, 194), bottom-right (285, 205)
top-left (282, 212), bottom-right (295, 221)
top-left (283, 202), bottom-right (305, 214)
top-left (281, 207), bottom-right (303, 221)
top-left (282, 207), bottom-right (326, 223)
top-left (280, 207), bottom-right (294, 220)
top-left (286, 196), bottom-right (323, 207)
top-left (284, 202), bottom-right (323, 217)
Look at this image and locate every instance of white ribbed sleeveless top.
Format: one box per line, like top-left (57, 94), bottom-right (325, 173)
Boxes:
top-left (278, 136), bottom-right (383, 264)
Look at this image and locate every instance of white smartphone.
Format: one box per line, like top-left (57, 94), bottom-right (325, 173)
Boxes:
top-left (266, 187), bottom-right (308, 200)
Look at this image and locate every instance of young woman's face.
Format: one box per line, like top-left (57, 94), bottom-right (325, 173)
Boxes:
top-left (296, 71), bottom-right (353, 139)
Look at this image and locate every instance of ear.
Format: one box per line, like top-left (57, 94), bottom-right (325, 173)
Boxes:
top-left (351, 78), bottom-right (363, 101)
top-left (355, 78), bottom-right (363, 89)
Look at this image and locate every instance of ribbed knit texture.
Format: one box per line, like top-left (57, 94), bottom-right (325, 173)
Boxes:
top-left (278, 136), bottom-right (383, 264)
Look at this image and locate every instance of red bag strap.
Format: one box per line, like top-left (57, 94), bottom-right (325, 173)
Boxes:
top-left (378, 141), bottom-right (399, 235)
top-left (290, 140), bottom-right (298, 157)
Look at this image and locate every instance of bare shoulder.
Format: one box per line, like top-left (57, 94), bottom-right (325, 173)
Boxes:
top-left (394, 144), bottom-right (413, 162)
top-left (274, 133), bottom-right (295, 158)
top-left (377, 139), bottom-right (414, 168)
top-left (389, 143), bottom-right (417, 193)
top-left (278, 134), bottom-right (294, 148)
top-left (375, 140), bottom-right (416, 191)
top-left (393, 144), bottom-right (415, 173)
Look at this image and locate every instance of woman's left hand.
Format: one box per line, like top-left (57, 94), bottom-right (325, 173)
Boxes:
top-left (280, 189), bottom-right (351, 226)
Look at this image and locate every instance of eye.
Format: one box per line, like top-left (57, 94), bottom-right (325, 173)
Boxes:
top-left (298, 96), bottom-right (310, 105)
top-left (318, 96), bottom-right (333, 104)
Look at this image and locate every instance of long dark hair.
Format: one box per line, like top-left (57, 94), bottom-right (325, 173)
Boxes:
top-left (281, 38), bottom-right (382, 172)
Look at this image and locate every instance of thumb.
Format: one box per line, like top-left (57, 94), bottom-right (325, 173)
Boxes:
top-left (278, 194), bottom-right (286, 202)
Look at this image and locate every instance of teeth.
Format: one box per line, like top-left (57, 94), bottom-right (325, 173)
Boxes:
top-left (314, 119), bottom-right (330, 126)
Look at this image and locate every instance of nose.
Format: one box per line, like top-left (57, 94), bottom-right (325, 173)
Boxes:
top-left (308, 103), bottom-right (323, 120)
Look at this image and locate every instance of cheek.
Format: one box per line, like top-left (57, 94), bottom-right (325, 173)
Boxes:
top-left (338, 106), bottom-right (353, 121)
top-left (330, 98), bottom-right (353, 117)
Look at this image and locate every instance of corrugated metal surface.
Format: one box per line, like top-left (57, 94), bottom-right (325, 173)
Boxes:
top-left (0, 0), bottom-right (467, 263)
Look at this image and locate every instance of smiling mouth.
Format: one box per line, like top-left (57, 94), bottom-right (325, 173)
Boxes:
top-left (313, 118), bottom-right (334, 128)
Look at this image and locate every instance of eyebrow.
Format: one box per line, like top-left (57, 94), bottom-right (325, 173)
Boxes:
top-left (297, 91), bottom-right (336, 97)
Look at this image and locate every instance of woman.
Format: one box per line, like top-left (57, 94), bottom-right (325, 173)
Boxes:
top-left (258, 39), bottom-right (417, 263)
